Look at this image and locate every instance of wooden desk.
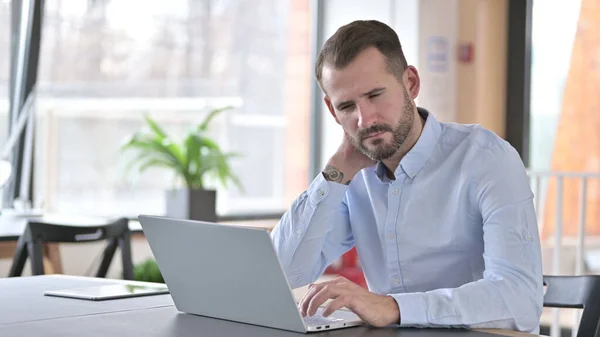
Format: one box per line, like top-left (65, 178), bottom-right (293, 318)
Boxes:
top-left (0, 275), bottom-right (543, 337)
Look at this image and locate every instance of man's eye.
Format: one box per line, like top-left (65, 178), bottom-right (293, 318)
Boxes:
top-left (340, 104), bottom-right (354, 111)
top-left (369, 93), bottom-right (381, 99)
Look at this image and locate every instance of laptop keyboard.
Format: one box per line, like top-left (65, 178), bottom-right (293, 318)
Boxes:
top-left (303, 314), bottom-right (343, 326)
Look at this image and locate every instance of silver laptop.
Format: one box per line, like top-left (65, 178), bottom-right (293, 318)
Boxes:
top-left (138, 215), bottom-right (364, 333)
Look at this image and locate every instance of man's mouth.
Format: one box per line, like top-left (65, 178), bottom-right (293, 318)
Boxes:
top-left (363, 131), bottom-right (384, 140)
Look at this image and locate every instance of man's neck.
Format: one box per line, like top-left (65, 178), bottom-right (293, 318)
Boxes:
top-left (381, 110), bottom-right (425, 180)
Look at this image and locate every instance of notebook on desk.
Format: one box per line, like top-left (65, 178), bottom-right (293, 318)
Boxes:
top-left (138, 215), bottom-right (364, 333)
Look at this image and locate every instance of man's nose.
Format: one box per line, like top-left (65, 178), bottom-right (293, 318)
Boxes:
top-left (357, 102), bottom-right (378, 129)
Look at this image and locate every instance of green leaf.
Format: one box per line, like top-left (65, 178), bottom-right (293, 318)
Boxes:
top-left (187, 135), bottom-right (226, 184)
top-left (137, 158), bottom-right (177, 174)
top-left (120, 132), bottom-right (152, 151)
top-left (159, 137), bottom-right (186, 170)
top-left (201, 151), bottom-right (243, 192)
top-left (120, 107), bottom-right (244, 192)
top-left (129, 116), bottom-right (186, 172)
top-left (197, 106), bottom-right (233, 132)
top-left (184, 133), bottom-right (202, 173)
top-left (143, 114), bottom-right (168, 139)
top-left (123, 151), bottom-right (157, 175)
top-left (194, 135), bottom-right (220, 150)
top-left (133, 258), bottom-right (164, 283)
top-left (125, 130), bottom-right (185, 167)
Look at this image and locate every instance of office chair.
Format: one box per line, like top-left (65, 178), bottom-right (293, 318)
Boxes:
top-left (8, 217), bottom-right (134, 280)
top-left (543, 275), bottom-right (600, 337)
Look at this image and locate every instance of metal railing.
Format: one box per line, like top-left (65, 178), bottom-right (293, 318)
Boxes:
top-left (528, 170), bottom-right (600, 337)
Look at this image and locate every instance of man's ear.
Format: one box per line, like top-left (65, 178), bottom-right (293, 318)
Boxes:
top-left (404, 65), bottom-right (421, 100)
top-left (324, 96), bottom-right (340, 125)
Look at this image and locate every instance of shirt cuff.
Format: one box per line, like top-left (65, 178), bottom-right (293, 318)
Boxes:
top-left (307, 172), bottom-right (348, 206)
top-left (390, 292), bottom-right (428, 327)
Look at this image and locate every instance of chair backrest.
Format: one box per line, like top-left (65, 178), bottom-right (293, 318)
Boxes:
top-left (543, 275), bottom-right (600, 337)
top-left (23, 217), bottom-right (130, 243)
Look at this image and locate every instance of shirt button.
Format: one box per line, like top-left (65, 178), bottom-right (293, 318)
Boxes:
top-left (296, 229), bottom-right (302, 235)
top-left (525, 233), bottom-right (532, 241)
top-left (387, 233), bottom-right (394, 239)
top-left (392, 188), bottom-right (399, 195)
top-left (393, 278), bottom-right (400, 285)
top-left (317, 188), bottom-right (325, 196)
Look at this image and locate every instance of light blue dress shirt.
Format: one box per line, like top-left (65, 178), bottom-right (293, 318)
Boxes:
top-left (271, 108), bottom-right (543, 333)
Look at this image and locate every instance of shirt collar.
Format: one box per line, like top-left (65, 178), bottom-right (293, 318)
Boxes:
top-left (375, 107), bottom-right (442, 181)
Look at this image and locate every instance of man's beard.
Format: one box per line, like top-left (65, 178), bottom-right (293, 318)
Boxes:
top-left (350, 89), bottom-right (415, 161)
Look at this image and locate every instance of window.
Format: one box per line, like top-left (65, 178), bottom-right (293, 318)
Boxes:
top-left (529, 0), bottom-right (581, 172)
top-left (528, 0), bottom-right (581, 237)
top-left (33, 0), bottom-right (311, 218)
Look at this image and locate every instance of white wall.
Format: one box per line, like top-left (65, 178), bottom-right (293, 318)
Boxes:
top-left (417, 0), bottom-right (459, 123)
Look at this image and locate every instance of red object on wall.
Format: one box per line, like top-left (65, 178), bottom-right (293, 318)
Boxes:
top-left (458, 43), bottom-right (474, 63)
top-left (323, 247), bottom-right (367, 288)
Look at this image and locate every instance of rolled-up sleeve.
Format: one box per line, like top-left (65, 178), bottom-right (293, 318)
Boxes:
top-left (271, 173), bottom-right (354, 289)
top-left (390, 144), bottom-right (544, 333)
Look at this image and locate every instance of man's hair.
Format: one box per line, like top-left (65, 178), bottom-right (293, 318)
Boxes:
top-left (315, 20), bottom-right (408, 88)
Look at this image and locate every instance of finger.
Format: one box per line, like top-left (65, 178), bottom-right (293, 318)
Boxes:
top-left (307, 285), bottom-right (342, 317)
top-left (299, 283), bottom-right (323, 316)
top-left (299, 277), bottom-right (348, 315)
top-left (322, 296), bottom-right (350, 317)
top-left (332, 276), bottom-right (348, 284)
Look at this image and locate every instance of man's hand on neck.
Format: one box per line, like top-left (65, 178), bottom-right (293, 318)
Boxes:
top-left (323, 133), bottom-right (377, 185)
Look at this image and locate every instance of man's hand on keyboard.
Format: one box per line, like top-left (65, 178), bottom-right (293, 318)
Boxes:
top-left (298, 276), bottom-right (400, 327)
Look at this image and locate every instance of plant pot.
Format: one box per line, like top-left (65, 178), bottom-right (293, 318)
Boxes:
top-left (165, 188), bottom-right (217, 222)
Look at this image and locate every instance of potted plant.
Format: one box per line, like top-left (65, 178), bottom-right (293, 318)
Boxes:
top-left (132, 257), bottom-right (165, 283)
top-left (120, 106), bottom-right (242, 222)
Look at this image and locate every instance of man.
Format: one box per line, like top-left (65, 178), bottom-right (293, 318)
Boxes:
top-left (270, 20), bottom-right (543, 333)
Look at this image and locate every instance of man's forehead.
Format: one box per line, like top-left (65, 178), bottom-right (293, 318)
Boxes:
top-left (321, 63), bottom-right (390, 102)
